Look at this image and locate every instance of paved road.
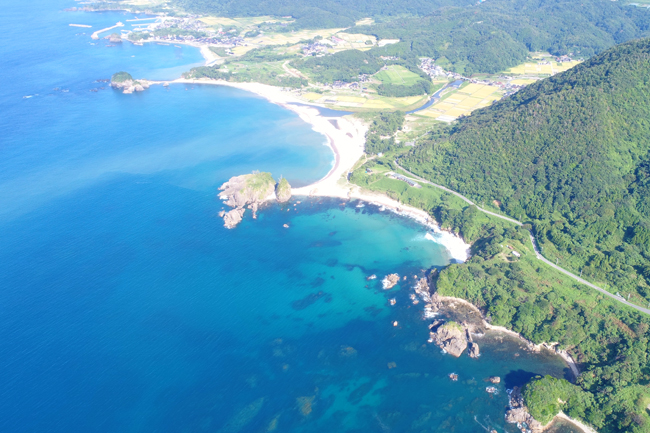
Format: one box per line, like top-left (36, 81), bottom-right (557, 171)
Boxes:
top-left (394, 161), bottom-right (650, 316)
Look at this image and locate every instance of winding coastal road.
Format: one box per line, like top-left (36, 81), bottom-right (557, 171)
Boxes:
top-left (394, 161), bottom-right (650, 316)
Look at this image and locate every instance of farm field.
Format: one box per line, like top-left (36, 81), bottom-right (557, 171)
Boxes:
top-left (504, 54), bottom-right (582, 75)
top-left (329, 33), bottom-right (376, 51)
top-left (299, 91), bottom-right (427, 111)
top-left (374, 65), bottom-right (421, 86)
top-left (418, 83), bottom-right (502, 122)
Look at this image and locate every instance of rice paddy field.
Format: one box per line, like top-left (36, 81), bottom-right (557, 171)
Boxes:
top-left (299, 91), bottom-right (428, 111)
top-left (374, 65), bottom-right (421, 86)
top-left (504, 53), bottom-right (582, 75)
top-left (417, 83), bottom-right (502, 122)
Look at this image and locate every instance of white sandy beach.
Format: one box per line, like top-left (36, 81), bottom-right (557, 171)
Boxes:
top-left (161, 77), bottom-right (472, 261)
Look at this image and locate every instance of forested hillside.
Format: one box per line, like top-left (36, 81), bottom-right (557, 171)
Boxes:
top-left (175, 0), bottom-right (650, 74)
top-left (362, 0), bottom-right (650, 74)
top-left (173, 0), bottom-right (472, 29)
top-left (403, 38), bottom-right (650, 305)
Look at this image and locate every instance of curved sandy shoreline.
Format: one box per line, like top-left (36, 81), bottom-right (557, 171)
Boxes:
top-left (151, 77), bottom-right (471, 262)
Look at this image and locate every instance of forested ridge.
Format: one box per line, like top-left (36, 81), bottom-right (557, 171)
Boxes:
top-left (404, 38), bottom-right (650, 304)
top-left (174, 0), bottom-right (650, 74)
top-left (395, 38), bottom-right (650, 432)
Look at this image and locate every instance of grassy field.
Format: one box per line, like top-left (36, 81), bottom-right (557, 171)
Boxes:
top-left (199, 16), bottom-right (291, 28)
top-left (248, 28), bottom-right (345, 46)
top-left (329, 33), bottom-right (376, 52)
top-left (417, 83), bottom-right (502, 122)
top-left (299, 91), bottom-right (427, 111)
top-left (505, 53), bottom-right (582, 75)
top-left (374, 65), bottom-right (421, 86)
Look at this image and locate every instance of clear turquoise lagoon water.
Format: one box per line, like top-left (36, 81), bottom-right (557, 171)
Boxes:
top-left (0, 1), bottom-right (573, 432)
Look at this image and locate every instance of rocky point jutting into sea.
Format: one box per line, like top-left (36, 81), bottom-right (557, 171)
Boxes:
top-left (217, 172), bottom-right (291, 228)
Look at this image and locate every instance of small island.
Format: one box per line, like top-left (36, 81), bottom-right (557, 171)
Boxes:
top-left (110, 71), bottom-right (149, 94)
top-left (218, 172), bottom-right (291, 228)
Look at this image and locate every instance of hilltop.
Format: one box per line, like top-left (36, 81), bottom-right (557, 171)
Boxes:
top-left (394, 38), bottom-right (650, 432)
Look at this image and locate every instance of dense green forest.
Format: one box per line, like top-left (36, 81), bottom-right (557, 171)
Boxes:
top-left (361, 0), bottom-right (650, 74)
top-left (297, 49), bottom-right (383, 83)
top-left (175, 0), bottom-right (650, 74)
top-left (173, 0), bottom-right (472, 29)
top-left (403, 38), bottom-right (650, 304)
top-left (364, 111), bottom-right (405, 154)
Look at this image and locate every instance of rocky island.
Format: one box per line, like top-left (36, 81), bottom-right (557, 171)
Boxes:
top-left (218, 172), bottom-right (291, 228)
top-left (110, 71), bottom-right (150, 94)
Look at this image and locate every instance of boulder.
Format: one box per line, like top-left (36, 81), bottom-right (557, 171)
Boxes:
top-left (382, 274), bottom-right (400, 289)
top-left (468, 342), bottom-right (480, 358)
top-left (489, 376), bottom-right (500, 384)
top-left (430, 322), bottom-right (467, 357)
top-left (223, 208), bottom-right (245, 228)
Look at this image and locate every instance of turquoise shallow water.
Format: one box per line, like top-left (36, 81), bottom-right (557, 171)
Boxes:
top-left (0, 1), bottom-right (574, 432)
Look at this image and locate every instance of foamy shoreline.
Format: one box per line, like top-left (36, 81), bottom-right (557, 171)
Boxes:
top-left (150, 77), bottom-right (471, 262)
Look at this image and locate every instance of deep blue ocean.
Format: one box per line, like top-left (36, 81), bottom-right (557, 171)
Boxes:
top-left (0, 2), bottom-right (576, 432)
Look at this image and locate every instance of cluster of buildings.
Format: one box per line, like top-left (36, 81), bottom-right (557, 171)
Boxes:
top-left (302, 42), bottom-right (329, 56)
top-left (129, 18), bottom-right (245, 47)
top-left (418, 58), bottom-right (465, 80)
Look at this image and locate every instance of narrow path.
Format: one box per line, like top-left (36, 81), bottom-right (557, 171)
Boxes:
top-left (283, 61), bottom-right (307, 80)
top-left (394, 161), bottom-right (650, 316)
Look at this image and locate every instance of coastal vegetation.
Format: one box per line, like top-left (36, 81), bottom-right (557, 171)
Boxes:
top-left (350, 39), bottom-right (650, 432)
top-left (362, 111), bottom-right (405, 155)
top-left (111, 71), bottom-right (133, 83)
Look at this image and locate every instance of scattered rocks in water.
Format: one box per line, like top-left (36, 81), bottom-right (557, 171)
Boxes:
top-left (389, 298), bottom-right (396, 305)
top-left (448, 373), bottom-right (458, 381)
top-left (486, 386), bottom-right (498, 394)
top-left (283, 223), bottom-right (289, 228)
top-left (366, 274), bottom-right (377, 281)
top-left (218, 210), bottom-right (225, 217)
top-left (489, 376), bottom-right (501, 384)
top-left (382, 274), bottom-right (400, 289)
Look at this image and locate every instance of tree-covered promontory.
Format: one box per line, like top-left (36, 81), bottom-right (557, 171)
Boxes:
top-left (398, 38), bottom-right (650, 432)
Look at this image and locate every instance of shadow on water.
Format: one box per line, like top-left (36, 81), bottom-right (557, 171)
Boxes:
top-left (503, 370), bottom-right (539, 389)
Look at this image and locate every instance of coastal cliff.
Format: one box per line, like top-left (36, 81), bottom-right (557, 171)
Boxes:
top-left (110, 71), bottom-right (149, 94)
top-left (218, 172), bottom-right (292, 228)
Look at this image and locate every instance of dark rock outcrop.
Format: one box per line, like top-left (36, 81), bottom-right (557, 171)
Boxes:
top-left (430, 322), bottom-right (467, 357)
top-left (468, 341), bottom-right (480, 358)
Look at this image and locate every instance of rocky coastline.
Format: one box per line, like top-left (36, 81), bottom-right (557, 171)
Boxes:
top-left (217, 172), bottom-right (291, 228)
top-left (110, 71), bottom-right (150, 94)
top-left (412, 275), bottom-right (591, 433)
